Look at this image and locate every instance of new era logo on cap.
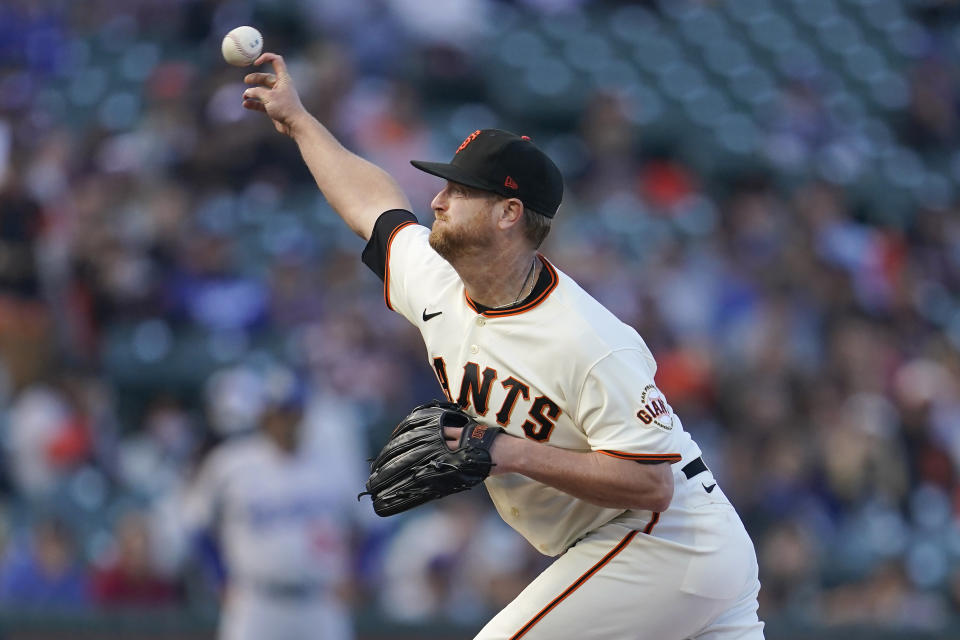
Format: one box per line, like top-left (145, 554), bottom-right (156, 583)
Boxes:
top-left (410, 129), bottom-right (564, 218)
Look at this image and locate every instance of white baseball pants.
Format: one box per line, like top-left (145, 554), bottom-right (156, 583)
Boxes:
top-left (475, 501), bottom-right (764, 640)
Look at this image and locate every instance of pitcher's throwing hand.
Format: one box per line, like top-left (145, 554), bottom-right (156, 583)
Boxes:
top-left (242, 53), bottom-right (307, 137)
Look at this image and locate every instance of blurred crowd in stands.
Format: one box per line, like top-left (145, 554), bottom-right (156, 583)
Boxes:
top-left (2, 0), bottom-right (960, 635)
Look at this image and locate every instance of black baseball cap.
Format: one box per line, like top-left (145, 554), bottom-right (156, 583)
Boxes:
top-left (411, 129), bottom-right (564, 218)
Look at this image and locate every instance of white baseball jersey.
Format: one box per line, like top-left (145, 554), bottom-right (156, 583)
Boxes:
top-left (182, 433), bottom-right (354, 588)
top-left (363, 210), bottom-right (764, 639)
top-left (363, 211), bottom-right (705, 555)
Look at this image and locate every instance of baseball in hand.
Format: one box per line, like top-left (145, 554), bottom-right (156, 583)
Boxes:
top-left (222, 26), bottom-right (262, 67)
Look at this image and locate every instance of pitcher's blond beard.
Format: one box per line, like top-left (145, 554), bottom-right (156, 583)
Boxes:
top-left (428, 207), bottom-right (496, 261)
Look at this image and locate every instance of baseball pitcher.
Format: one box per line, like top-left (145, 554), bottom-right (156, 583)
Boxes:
top-left (242, 52), bottom-right (764, 640)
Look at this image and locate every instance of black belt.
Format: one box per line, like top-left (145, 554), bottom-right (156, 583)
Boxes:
top-left (681, 456), bottom-right (707, 480)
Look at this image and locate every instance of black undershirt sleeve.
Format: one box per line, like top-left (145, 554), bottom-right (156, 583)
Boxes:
top-left (360, 209), bottom-right (419, 282)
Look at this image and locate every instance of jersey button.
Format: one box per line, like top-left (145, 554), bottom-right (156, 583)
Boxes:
top-left (470, 344), bottom-right (479, 354)
top-left (476, 317), bottom-right (486, 327)
top-left (510, 507), bottom-right (520, 518)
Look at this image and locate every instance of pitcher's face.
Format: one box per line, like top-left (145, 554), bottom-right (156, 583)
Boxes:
top-left (429, 182), bottom-right (500, 260)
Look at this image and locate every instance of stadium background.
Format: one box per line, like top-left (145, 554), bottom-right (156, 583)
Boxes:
top-left (2, 0), bottom-right (960, 638)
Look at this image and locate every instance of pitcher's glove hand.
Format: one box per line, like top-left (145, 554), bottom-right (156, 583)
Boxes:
top-left (360, 400), bottom-right (503, 517)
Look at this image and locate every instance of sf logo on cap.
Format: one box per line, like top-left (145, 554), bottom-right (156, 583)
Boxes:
top-left (456, 130), bottom-right (482, 153)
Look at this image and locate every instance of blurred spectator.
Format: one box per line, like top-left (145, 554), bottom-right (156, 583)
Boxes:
top-left (764, 80), bottom-right (835, 171)
top-left (386, 0), bottom-right (488, 51)
top-left (757, 520), bottom-right (819, 619)
top-left (0, 168), bottom-right (51, 391)
top-left (341, 79), bottom-right (441, 215)
top-left (169, 229), bottom-right (269, 332)
top-left (266, 254), bottom-right (326, 329)
top-left (118, 393), bottom-right (197, 499)
top-left (92, 510), bottom-right (180, 607)
top-left (898, 56), bottom-right (959, 152)
top-left (822, 562), bottom-right (948, 631)
top-left (4, 371), bottom-right (116, 501)
top-left (5, 382), bottom-right (76, 498)
top-left (0, 518), bottom-right (90, 608)
top-left (378, 496), bottom-right (544, 626)
top-left (574, 91), bottom-right (642, 205)
top-left (0, 169), bottom-right (42, 300)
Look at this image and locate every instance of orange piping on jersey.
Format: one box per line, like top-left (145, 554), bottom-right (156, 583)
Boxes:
top-left (509, 530), bottom-right (639, 640)
top-left (383, 221), bottom-right (417, 311)
top-left (643, 511), bottom-right (660, 534)
top-left (598, 451), bottom-right (682, 464)
top-left (465, 255), bottom-right (558, 317)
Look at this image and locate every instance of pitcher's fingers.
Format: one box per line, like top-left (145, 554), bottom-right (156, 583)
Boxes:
top-left (242, 99), bottom-right (266, 112)
top-left (443, 427), bottom-right (462, 448)
top-left (244, 72), bottom-right (276, 87)
top-left (255, 52), bottom-right (289, 79)
top-left (242, 87), bottom-right (268, 102)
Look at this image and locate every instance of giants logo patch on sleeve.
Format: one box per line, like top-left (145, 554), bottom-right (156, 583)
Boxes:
top-left (636, 384), bottom-right (674, 431)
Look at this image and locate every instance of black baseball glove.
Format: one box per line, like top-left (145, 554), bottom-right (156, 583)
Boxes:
top-left (361, 400), bottom-right (503, 517)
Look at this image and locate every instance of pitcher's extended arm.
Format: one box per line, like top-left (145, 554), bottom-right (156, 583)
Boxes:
top-left (242, 52), bottom-right (411, 240)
